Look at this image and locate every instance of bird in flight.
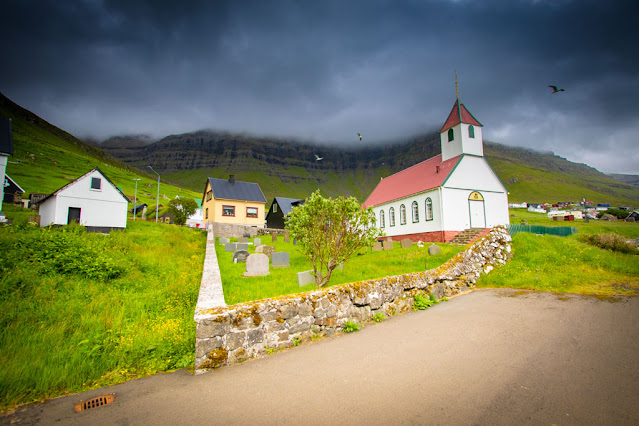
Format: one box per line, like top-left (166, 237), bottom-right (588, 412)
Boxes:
top-left (357, 132), bottom-right (363, 141)
top-left (548, 85), bottom-right (565, 94)
top-left (314, 154), bottom-right (323, 161)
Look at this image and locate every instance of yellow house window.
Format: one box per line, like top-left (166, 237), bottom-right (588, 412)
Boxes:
top-left (246, 207), bottom-right (258, 218)
top-left (206, 191), bottom-right (212, 201)
top-left (223, 205), bottom-right (235, 217)
top-left (205, 208), bottom-right (208, 219)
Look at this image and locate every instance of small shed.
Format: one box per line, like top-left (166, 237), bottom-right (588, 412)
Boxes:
top-left (3, 174), bottom-right (24, 203)
top-left (38, 167), bottom-right (130, 232)
top-left (266, 197), bottom-right (305, 229)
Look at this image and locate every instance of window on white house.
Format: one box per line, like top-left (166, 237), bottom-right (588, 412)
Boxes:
top-left (246, 207), bottom-right (258, 218)
top-left (222, 205), bottom-right (235, 216)
top-left (425, 198), bottom-right (433, 221)
top-left (400, 204), bottom-right (406, 225)
top-left (91, 177), bottom-right (101, 190)
top-left (412, 201), bottom-right (419, 223)
top-left (379, 210), bottom-right (385, 228)
top-left (389, 207), bottom-right (395, 227)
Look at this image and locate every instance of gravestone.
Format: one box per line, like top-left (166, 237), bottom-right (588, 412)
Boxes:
top-left (262, 246), bottom-right (276, 259)
top-left (237, 243), bottom-right (249, 251)
top-left (244, 254), bottom-right (270, 277)
top-left (253, 237), bottom-right (261, 247)
top-left (238, 236), bottom-right (249, 244)
top-left (271, 232), bottom-right (278, 242)
top-left (293, 238), bottom-right (298, 245)
top-left (372, 242), bottom-right (383, 252)
top-left (386, 237), bottom-right (393, 242)
top-left (233, 250), bottom-right (250, 263)
top-left (283, 230), bottom-right (290, 242)
top-left (225, 243), bottom-right (238, 252)
top-left (243, 233), bottom-right (251, 238)
top-left (219, 237), bottom-right (230, 245)
top-left (272, 252), bottom-right (290, 268)
top-left (255, 245), bottom-right (265, 253)
top-left (400, 238), bottom-right (413, 248)
top-left (382, 240), bottom-right (394, 250)
top-left (297, 270), bottom-right (315, 286)
top-left (428, 244), bottom-right (441, 256)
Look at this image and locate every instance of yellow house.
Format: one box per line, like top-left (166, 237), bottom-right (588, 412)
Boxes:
top-left (202, 175), bottom-right (266, 227)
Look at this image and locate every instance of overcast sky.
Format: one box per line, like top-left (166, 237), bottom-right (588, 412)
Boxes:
top-left (1, 0), bottom-right (638, 174)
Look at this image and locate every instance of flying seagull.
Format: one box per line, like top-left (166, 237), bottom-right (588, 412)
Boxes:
top-left (549, 85), bottom-right (565, 93)
top-left (314, 154), bottom-right (323, 161)
top-left (357, 132), bottom-right (363, 141)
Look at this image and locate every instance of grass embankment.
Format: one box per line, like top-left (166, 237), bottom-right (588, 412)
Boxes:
top-left (0, 221), bottom-right (206, 411)
top-left (476, 209), bottom-right (639, 295)
top-left (217, 235), bottom-right (464, 305)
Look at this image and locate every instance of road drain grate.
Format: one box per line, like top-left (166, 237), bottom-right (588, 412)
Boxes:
top-left (74, 394), bottom-right (115, 412)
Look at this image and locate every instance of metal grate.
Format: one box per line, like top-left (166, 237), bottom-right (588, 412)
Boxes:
top-left (74, 394), bottom-right (115, 413)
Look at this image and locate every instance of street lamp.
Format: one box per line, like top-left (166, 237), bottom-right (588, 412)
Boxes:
top-left (133, 178), bottom-right (141, 221)
top-left (148, 166), bottom-right (160, 223)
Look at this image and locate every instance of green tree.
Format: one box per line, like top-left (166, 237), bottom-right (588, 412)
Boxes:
top-left (167, 198), bottom-right (198, 226)
top-left (286, 190), bottom-right (382, 287)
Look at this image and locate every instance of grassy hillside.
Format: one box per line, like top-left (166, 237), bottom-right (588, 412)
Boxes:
top-left (0, 93), bottom-right (200, 214)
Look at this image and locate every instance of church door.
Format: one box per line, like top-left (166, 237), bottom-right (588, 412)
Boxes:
top-left (468, 192), bottom-right (486, 228)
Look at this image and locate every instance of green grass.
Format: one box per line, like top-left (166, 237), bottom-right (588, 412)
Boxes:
top-left (0, 221), bottom-right (206, 411)
top-left (217, 235), bottom-right (463, 305)
top-left (476, 232), bottom-right (638, 295)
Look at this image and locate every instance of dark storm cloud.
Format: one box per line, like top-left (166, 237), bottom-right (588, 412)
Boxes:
top-left (1, 0), bottom-right (638, 173)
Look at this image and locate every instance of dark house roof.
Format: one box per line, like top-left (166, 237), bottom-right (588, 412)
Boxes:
top-left (38, 167), bottom-right (131, 205)
top-left (206, 176), bottom-right (266, 203)
top-left (273, 197), bottom-right (304, 216)
top-left (0, 118), bottom-right (12, 156)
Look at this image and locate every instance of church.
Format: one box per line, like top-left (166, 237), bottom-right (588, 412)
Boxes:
top-left (362, 95), bottom-right (509, 242)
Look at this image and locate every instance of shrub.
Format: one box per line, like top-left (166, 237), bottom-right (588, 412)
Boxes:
top-left (579, 233), bottom-right (637, 254)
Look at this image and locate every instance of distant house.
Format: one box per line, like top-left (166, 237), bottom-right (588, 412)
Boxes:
top-left (0, 118), bottom-right (13, 222)
top-left (131, 203), bottom-right (148, 216)
top-left (266, 197), bottom-right (304, 229)
top-left (38, 167), bottom-right (130, 232)
top-left (4, 174), bottom-right (24, 204)
top-left (363, 95), bottom-right (509, 242)
top-left (201, 175), bottom-right (266, 228)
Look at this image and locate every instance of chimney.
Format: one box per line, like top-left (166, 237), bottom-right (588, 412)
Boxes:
top-left (229, 174), bottom-right (235, 184)
top-left (436, 165), bottom-right (440, 173)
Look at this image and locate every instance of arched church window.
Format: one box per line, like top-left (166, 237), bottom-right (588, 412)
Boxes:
top-left (379, 210), bottom-right (385, 228)
top-left (389, 207), bottom-right (395, 227)
top-left (400, 204), bottom-right (406, 225)
top-left (469, 125), bottom-right (475, 138)
top-left (425, 198), bottom-right (433, 221)
top-left (412, 201), bottom-right (419, 222)
top-left (447, 128), bottom-right (454, 142)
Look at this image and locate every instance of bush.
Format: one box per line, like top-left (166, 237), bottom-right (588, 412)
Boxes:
top-left (597, 209), bottom-right (630, 220)
top-left (579, 233), bottom-right (637, 254)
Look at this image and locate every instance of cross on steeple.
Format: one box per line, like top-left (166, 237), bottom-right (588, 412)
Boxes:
top-left (455, 69), bottom-right (459, 100)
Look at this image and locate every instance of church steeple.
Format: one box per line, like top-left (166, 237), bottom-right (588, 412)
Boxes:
top-left (440, 72), bottom-right (484, 161)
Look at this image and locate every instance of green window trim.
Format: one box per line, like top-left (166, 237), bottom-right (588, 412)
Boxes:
top-left (400, 204), bottom-right (406, 225)
top-left (447, 128), bottom-right (454, 142)
top-left (425, 198), bottom-right (433, 221)
top-left (469, 125), bottom-right (475, 138)
top-left (389, 207), bottom-right (395, 227)
top-left (412, 201), bottom-right (419, 223)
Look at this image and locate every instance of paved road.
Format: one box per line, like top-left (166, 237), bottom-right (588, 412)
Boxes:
top-left (4, 289), bottom-right (638, 425)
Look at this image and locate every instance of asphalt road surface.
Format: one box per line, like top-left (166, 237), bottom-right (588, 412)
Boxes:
top-left (3, 289), bottom-right (638, 425)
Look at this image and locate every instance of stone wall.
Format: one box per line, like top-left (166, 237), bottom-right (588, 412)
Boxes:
top-left (211, 222), bottom-right (287, 238)
top-left (194, 226), bottom-right (512, 372)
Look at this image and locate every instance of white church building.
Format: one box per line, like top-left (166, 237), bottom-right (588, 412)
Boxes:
top-left (362, 97), bottom-right (509, 242)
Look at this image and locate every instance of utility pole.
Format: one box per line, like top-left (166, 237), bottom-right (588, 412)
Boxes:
top-left (133, 178), bottom-right (141, 220)
top-left (148, 166), bottom-right (160, 223)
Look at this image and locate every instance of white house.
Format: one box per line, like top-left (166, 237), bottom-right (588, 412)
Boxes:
top-left (38, 167), bottom-right (130, 232)
top-left (362, 97), bottom-right (509, 242)
top-left (0, 118), bottom-right (13, 223)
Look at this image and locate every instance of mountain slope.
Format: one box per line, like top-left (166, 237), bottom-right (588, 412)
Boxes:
top-left (0, 92), bottom-right (200, 208)
top-left (98, 131), bottom-right (639, 206)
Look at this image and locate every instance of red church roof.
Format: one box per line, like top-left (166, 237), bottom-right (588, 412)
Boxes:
top-left (440, 99), bottom-right (483, 133)
top-left (362, 154), bottom-right (462, 208)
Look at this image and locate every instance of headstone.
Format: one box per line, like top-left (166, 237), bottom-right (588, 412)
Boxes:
top-left (237, 243), bottom-right (249, 251)
top-left (219, 237), bottom-right (230, 245)
top-left (284, 230), bottom-right (290, 242)
top-left (382, 240), bottom-right (394, 250)
top-left (428, 244), bottom-right (441, 256)
top-left (272, 252), bottom-right (290, 268)
top-left (262, 246), bottom-right (276, 259)
top-left (400, 238), bottom-right (413, 248)
top-left (293, 238), bottom-right (298, 245)
top-left (271, 232), bottom-right (278, 242)
top-left (386, 237), bottom-right (393, 242)
top-left (254, 237), bottom-right (261, 247)
top-left (238, 236), bottom-right (249, 244)
top-left (243, 233), bottom-right (251, 238)
top-left (233, 250), bottom-right (250, 263)
top-left (372, 242), bottom-right (383, 252)
top-left (255, 245), bottom-right (265, 253)
top-left (244, 254), bottom-right (270, 277)
top-left (297, 270), bottom-right (315, 286)
top-left (225, 243), bottom-right (238, 252)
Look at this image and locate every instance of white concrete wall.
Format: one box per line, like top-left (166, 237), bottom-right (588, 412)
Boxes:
top-left (0, 155), bottom-right (7, 210)
top-left (440, 123), bottom-right (484, 162)
top-left (371, 188), bottom-right (442, 237)
top-left (39, 170), bottom-right (128, 228)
